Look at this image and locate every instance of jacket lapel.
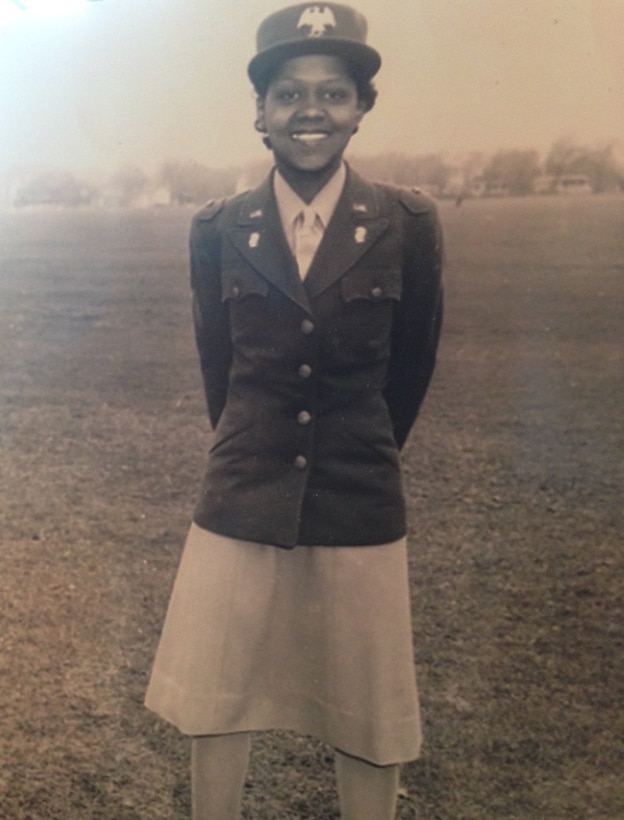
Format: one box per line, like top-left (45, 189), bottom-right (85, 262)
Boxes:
top-left (304, 168), bottom-right (390, 301)
top-left (225, 168), bottom-right (390, 310)
top-left (226, 175), bottom-right (312, 314)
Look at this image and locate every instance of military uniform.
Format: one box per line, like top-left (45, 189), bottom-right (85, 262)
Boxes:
top-left (191, 166), bottom-right (443, 547)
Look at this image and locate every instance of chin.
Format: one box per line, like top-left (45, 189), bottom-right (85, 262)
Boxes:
top-left (281, 154), bottom-right (341, 175)
top-left (298, 160), bottom-right (335, 173)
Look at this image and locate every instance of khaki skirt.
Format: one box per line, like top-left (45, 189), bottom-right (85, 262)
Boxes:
top-left (145, 524), bottom-right (421, 765)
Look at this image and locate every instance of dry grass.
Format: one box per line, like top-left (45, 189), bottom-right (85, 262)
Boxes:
top-left (0, 197), bottom-right (622, 818)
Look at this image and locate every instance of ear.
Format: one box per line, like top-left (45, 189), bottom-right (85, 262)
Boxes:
top-left (255, 97), bottom-right (266, 132)
top-left (350, 107), bottom-right (366, 134)
top-left (354, 98), bottom-right (367, 124)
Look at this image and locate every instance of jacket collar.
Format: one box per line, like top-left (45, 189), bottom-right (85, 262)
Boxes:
top-left (227, 165), bottom-right (390, 312)
top-left (273, 162), bottom-right (347, 241)
top-left (304, 165), bottom-right (389, 301)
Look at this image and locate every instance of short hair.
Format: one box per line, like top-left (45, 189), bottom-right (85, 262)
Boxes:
top-left (253, 57), bottom-right (378, 113)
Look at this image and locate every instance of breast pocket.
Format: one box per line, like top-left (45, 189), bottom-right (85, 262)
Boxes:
top-left (221, 266), bottom-right (278, 353)
top-left (327, 268), bottom-right (402, 364)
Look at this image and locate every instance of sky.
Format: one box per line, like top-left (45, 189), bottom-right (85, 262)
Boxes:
top-left (1, 0), bottom-right (623, 180)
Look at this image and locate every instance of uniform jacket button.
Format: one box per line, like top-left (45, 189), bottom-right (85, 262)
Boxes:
top-left (231, 285), bottom-right (241, 298)
top-left (301, 319), bottom-right (315, 335)
top-left (370, 285), bottom-right (383, 299)
top-left (297, 410), bottom-right (312, 425)
top-left (294, 454), bottom-right (308, 469)
top-left (298, 363), bottom-right (312, 379)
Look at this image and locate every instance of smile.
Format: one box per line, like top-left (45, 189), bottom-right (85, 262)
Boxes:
top-left (291, 132), bottom-right (329, 143)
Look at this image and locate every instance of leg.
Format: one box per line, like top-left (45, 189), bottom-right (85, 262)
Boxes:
top-left (335, 749), bottom-right (400, 820)
top-left (191, 732), bottom-right (251, 820)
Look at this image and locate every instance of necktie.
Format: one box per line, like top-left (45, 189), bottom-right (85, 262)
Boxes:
top-left (293, 206), bottom-right (321, 280)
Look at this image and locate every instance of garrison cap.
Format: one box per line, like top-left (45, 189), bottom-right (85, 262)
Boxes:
top-left (248, 3), bottom-right (381, 87)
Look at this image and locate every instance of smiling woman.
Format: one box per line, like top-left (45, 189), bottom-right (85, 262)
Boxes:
top-left (255, 55), bottom-right (368, 197)
top-left (144, 3), bottom-right (444, 819)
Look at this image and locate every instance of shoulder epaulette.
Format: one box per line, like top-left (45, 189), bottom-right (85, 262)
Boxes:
top-left (399, 186), bottom-right (432, 215)
top-left (196, 198), bottom-right (225, 222)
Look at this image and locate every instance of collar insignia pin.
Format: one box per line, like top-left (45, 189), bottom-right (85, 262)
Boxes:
top-left (249, 209), bottom-right (262, 218)
top-left (354, 226), bottom-right (367, 244)
top-left (249, 232), bottom-right (260, 248)
top-left (297, 5), bottom-right (336, 37)
top-left (353, 203), bottom-right (368, 213)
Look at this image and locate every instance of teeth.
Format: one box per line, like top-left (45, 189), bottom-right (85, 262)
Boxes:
top-left (292, 133), bottom-right (327, 142)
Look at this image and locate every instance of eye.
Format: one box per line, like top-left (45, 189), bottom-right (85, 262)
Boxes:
top-left (322, 87), bottom-right (350, 102)
top-left (273, 87), bottom-right (300, 103)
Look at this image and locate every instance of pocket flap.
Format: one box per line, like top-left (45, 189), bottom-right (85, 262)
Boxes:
top-left (341, 269), bottom-right (402, 303)
top-left (221, 268), bottom-right (270, 302)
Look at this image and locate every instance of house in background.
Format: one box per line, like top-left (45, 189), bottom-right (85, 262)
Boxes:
top-left (555, 175), bottom-right (593, 195)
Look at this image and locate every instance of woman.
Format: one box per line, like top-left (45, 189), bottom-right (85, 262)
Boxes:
top-left (146, 3), bottom-right (443, 818)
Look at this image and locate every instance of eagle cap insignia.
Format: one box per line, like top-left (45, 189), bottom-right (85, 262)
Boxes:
top-left (297, 5), bottom-right (337, 37)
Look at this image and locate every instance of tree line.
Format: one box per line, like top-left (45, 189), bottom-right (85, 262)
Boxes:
top-left (8, 139), bottom-right (624, 208)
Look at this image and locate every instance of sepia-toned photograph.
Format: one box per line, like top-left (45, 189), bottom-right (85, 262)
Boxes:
top-left (1, 1), bottom-right (622, 817)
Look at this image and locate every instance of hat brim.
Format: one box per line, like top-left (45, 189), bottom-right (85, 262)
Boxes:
top-left (248, 39), bottom-right (381, 87)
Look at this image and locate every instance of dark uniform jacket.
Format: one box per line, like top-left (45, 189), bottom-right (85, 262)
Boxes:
top-left (190, 166), bottom-right (443, 548)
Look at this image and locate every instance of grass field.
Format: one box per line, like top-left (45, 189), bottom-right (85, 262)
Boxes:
top-left (0, 195), bottom-right (622, 819)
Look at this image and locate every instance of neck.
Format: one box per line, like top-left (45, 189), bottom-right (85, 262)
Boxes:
top-left (274, 158), bottom-right (342, 204)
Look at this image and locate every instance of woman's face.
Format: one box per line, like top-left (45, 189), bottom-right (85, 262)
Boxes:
top-left (257, 54), bottom-right (366, 177)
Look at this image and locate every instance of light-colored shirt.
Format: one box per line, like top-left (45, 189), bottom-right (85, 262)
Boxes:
top-left (274, 163), bottom-right (346, 279)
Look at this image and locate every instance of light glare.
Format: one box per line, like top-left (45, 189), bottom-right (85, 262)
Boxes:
top-left (2, 0), bottom-right (91, 23)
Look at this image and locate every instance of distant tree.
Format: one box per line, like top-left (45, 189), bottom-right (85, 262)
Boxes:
top-left (406, 154), bottom-right (451, 193)
top-left (459, 152), bottom-right (487, 184)
top-left (545, 139), bottom-right (624, 193)
top-left (544, 139), bottom-right (582, 179)
top-left (108, 165), bottom-right (149, 206)
top-left (15, 170), bottom-right (97, 207)
top-left (460, 151), bottom-right (487, 178)
top-left (483, 149), bottom-right (541, 196)
top-left (350, 152), bottom-right (452, 194)
top-left (159, 160), bottom-right (238, 205)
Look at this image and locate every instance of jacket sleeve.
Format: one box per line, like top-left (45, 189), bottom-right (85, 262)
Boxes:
top-left (189, 201), bottom-right (232, 429)
top-left (383, 190), bottom-right (444, 449)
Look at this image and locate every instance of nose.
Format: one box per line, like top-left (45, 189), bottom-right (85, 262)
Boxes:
top-left (294, 91), bottom-right (325, 120)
